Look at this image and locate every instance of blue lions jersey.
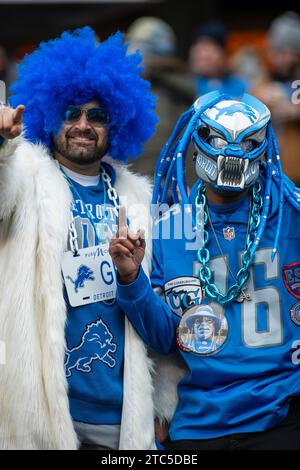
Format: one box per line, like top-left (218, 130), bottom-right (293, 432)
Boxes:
top-left (65, 164), bottom-right (124, 425)
top-left (117, 172), bottom-right (300, 440)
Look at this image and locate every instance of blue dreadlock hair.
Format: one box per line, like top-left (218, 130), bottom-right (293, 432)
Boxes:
top-left (152, 90), bottom-right (300, 262)
top-left (9, 27), bottom-right (157, 162)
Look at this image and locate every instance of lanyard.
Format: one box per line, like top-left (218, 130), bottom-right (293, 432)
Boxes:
top-left (61, 166), bottom-right (119, 253)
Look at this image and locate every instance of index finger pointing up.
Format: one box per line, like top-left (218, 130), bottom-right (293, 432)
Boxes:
top-left (12, 105), bottom-right (25, 125)
top-left (118, 205), bottom-right (127, 239)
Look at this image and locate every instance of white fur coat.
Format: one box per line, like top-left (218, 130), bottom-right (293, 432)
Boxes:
top-left (0, 137), bottom-right (172, 450)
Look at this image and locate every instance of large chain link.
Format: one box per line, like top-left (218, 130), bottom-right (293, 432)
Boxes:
top-left (68, 218), bottom-right (79, 255)
top-left (101, 166), bottom-right (119, 218)
top-left (196, 181), bottom-right (262, 305)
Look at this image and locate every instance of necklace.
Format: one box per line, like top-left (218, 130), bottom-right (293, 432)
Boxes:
top-left (62, 165), bottom-right (120, 255)
top-left (206, 200), bottom-right (252, 302)
top-left (196, 180), bottom-right (263, 305)
top-left (62, 169), bottom-right (107, 246)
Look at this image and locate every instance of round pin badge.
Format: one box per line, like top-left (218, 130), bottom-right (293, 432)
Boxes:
top-left (177, 304), bottom-right (228, 355)
top-left (290, 302), bottom-right (300, 326)
top-left (164, 276), bottom-right (202, 318)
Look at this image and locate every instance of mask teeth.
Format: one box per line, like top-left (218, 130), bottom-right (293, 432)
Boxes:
top-left (217, 156), bottom-right (248, 189)
top-left (217, 155), bottom-right (226, 173)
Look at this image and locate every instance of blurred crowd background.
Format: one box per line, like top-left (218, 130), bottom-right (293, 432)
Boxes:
top-left (1, 0), bottom-right (300, 185)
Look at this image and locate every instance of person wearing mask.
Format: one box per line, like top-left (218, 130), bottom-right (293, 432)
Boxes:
top-left (111, 91), bottom-right (300, 450)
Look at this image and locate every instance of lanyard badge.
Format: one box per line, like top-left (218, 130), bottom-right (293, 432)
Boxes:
top-left (62, 243), bottom-right (117, 307)
top-left (61, 165), bottom-right (119, 307)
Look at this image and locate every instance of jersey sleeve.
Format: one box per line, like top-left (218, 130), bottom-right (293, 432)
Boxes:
top-left (116, 236), bottom-right (179, 355)
top-left (150, 232), bottom-right (165, 292)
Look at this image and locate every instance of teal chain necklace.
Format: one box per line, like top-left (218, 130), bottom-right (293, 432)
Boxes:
top-left (196, 180), bottom-right (263, 305)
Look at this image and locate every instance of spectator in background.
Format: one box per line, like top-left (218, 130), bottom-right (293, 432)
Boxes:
top-left (189, 20), bottom-right (247, 98)
top-left (0, 46), bottom-right (19, 89)
top-left (127, 17), bottom-right (194, 179)
top-left (252, 11), bottom-right (300, 184)
top-left (231, 45), bottom-right (267, 90)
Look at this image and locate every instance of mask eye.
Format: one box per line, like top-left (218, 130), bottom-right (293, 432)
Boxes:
top-left (197, 125), bottom-right (210, 140)
top-left (240, 139), bottom-right (257, 152)
top-left (208, 136), bottom-right (228, 150)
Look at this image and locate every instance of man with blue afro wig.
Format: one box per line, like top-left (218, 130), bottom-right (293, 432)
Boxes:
top-left (0, 27), bottom-right (161, 450)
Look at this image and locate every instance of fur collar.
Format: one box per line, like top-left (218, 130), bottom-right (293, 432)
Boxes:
top-left (0, 140), bottom-right (155, 449)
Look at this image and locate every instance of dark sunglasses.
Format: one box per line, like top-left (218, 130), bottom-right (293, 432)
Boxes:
top-left (63, 106), bottom-right (109, 125)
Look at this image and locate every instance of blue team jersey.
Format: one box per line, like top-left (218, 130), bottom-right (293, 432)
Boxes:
top-left (65, 164), bottom-right (124, 425)
top-left (117, 172), bottom-right (300, 440)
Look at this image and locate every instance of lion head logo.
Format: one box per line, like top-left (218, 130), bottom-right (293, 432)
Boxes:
top-left (65, 319), bottom-right (117, 377)
top-left (66, 264), bottom-right (95, 293)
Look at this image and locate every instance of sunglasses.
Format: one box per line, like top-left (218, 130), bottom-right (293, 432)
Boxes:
top-left (63, 106), bottom-right (109, 125)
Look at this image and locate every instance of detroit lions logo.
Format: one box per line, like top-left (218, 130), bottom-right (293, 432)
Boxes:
top-left (65, 319), bottom-right (117, 377)
top-left (215, 103), bottom-right (257, 123)
top-left (66, 264), bottom-right (95, 293)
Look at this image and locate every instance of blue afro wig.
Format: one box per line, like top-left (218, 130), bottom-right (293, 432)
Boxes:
top-left (9, 27), bottom-right (158, 162)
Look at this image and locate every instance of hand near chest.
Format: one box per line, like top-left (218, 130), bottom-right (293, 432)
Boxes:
top-left (109, 205), bottom-right (146, 284)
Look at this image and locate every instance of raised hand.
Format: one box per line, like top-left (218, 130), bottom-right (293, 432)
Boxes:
top-left (0, 105), bottom-right (25, 140)
top-left (109, 205), bottom-right (146, 284)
